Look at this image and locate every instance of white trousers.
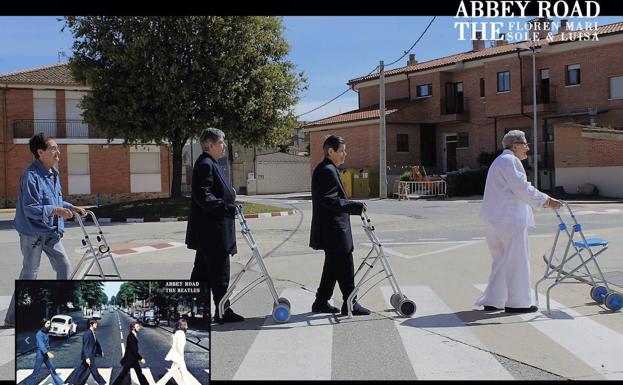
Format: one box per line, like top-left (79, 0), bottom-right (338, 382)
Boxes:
top-left (155, 360), bottom-right (192, 385)
top-left (475, 221), bottom-right (532, 308)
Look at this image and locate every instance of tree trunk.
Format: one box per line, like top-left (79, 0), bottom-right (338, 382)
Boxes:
top-left (170, 139), bottom-right (185, 198)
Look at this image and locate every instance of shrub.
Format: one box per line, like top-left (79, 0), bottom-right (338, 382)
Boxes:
top-left (445, 166), bottom-right (489, 197)
top-left (400, 171), bottom-right (413, 181)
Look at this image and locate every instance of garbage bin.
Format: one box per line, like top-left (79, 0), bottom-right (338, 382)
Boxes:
top-left (341, 168), bottom-right (357, 198)
top-left (352, 169), bottom-right (370, 198)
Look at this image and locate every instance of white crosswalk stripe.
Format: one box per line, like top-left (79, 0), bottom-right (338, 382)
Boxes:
top-left (16, 367), bottom-right (207, 385)
top-left (475, 284), bottom-right (623, 380)
top-left (213, 283), bottom-right (623, 380)
top-left (233, 288), bottom-right (335, 380)
top-left (381, 286), bottom-right (514, 380)
top-left (17, 368), bottom-right (111, 385)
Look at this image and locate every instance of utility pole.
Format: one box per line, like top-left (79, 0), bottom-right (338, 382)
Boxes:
top-left (379, 61), bottom-right (387, 198)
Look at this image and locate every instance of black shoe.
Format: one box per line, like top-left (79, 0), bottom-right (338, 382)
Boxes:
top-left (311, 300), bottom-right (339, 314)
top-left (483, 305), bottom-right (503, 311)
top-left (504, 305), bottom-right (539, 313)
top-left (215, 308), bottom-right (245, 323)
top-left (341, 302), bottom-right (371, 316)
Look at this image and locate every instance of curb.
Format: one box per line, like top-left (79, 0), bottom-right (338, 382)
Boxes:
top-left (65, 210), bottom-right (296, 223)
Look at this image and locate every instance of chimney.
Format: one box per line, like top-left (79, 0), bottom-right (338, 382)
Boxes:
top-left (495, 33), bottom-right (507, 47)
top-left (529, 17), bottom-right (553, 41)
top-left (558, 19), bottom-right (570, 34)
top-left (407, 53), bottom-right (417, 66)
top-left (472, 31), bottom-right (485, 51)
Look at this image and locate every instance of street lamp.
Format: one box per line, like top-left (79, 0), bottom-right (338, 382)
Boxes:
top-left (517, 42), bottom-right (538, 189)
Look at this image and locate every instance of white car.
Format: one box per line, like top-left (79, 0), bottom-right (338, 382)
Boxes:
top-left (49, 315), bottom-right (77, 338)
top-left (92, 310), bottom-right (102, 319)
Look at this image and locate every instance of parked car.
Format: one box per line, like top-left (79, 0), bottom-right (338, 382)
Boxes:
top-left (49, 315), bottom-right (77, 338)
top-left (109, 307), bottom-right (114, 313)
top-left (92, 310), bottom-right (102, 319)
top-left (133, 311), bottom-right (141, 319)
top-left (140, 309), bottom-right (158, 326)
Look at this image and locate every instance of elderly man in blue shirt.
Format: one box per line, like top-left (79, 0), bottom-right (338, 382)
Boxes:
top-left (2, 133), bottom-right (85, 328)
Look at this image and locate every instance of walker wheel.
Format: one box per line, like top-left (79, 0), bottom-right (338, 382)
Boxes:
top-left (277, 297), bottom-right (291, 308)
top-left (398, 299), bottom-right (416, 317)
top-left (272, 304), bottom-right (290, 323)
top-left (390, 293), bottom-right (402, 309)
top-left (590, 286), bottom-right (608, 304)
top-left (98, 245), bottom-right (110, 254)
top-left (81, 239), bottom-right (86, 246)
top-left (604, 292), bottom-right (623, 312)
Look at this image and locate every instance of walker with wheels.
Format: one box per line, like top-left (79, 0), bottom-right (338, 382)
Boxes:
top-left (70, 210), bottom-right (122, 280)
top-left (535, 201), bottom-right (622, 312)
top-left (345, 211), bottom-right (416, 318)
top-left (218, 204), bottom-right (291, 323)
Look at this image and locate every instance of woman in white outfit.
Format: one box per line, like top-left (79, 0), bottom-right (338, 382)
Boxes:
top-left (156, 319), bottom-right (191, 385)
top-left (475, 130), bottom-right (561, 313)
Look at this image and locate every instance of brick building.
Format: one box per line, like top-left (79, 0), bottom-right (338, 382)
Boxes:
top-left (0, 64), bottom-right (171, 208)
top-left (304, 21), bottom-right (623, 195)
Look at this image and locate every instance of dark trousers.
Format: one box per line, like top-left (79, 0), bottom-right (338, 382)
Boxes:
top-left (316, 250), bottom-right (356, 304)
top-left (26, 353), bottom-right (63, 385)
top-left (111, 364), bottom-right (149, 385)
top-left (191, 249), bottom-right (230, 315)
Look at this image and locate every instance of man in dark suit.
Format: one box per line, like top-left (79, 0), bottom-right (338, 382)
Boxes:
top-left (65, 319), bottom-right (106, 385)
top-left (310, 135), bottom-right (371, 316)
top-left (186, 127), bottom-right (244, 323)
top-left (111, 321), bottom-right (149, 385)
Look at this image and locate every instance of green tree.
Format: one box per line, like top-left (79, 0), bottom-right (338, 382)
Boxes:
top-left (62, 16), bottom-right (306, 197)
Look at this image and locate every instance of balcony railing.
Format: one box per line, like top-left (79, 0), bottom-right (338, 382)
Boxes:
top-left (522, 84), bottom-right (557, 105)
top-left (13, 119), bottom-right (92, 139)
top-left (441, 96), bottom-right (469, 115)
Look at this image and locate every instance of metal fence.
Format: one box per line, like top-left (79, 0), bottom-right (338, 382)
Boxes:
top-left (394, 180), bottom-right (447, 200)
top-left (13, 119), bottom-right (90, 138)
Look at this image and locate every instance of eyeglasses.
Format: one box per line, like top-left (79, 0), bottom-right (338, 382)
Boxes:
top-left (514, 141), bottom-right (529, 146)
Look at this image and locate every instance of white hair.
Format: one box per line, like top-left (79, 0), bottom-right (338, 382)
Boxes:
top-left (199, 128), bottom-right (225, 151)
top-left (502, 130), bottom-right (526, 148)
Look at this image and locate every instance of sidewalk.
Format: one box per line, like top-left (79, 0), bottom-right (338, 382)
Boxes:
top-left (157, 319), bottom-right (209, 352)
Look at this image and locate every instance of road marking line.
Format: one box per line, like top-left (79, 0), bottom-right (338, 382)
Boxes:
top-left (419, 238), bottom-right (448, 241)
top-left (232, 288), bottom-right (334, 380)
top-left (365, 241), bottom-right (481, 259)
top-left (474, 284), bottom-right (623, 379)
top-left (382, 286), bottom-right (514, 380)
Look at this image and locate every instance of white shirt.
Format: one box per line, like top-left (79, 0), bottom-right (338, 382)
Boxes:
top-left (480, 149), bottom-right (549, 228)
top-left (164, 330), bottom-right (186, 363)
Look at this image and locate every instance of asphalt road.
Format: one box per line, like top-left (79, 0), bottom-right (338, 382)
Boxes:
top-left (2, 195), bottom-right (623, 381)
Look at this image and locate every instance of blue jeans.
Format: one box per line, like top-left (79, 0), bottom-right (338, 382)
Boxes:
top-left (4, 234), bottom-right (71, 324)
top-left (27, 352), bottom-right (64, 385)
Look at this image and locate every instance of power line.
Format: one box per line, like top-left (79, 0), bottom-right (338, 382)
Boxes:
top-left (296, 64), bottom-right (379, 119)
top-left (296, 16), bottom-right (437, 120)
top-left (385, 16), bottom-right (437, 68)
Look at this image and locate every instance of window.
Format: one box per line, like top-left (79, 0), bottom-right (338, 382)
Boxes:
top-left (566, 64), bottom-right (581, 86)
top-left (130, 152), bottom-right (160, 174)
top-left (480, 78), bottom-right (485, 97)
top-left (609, 76), bottom-right (623, 99)
top-left (397, 134), bottom-right (409, 152)
top-left (416, 84), bottom-right (432, 97)
top-left (457, 132), bottom-right (469, 148)
top-left (497, 71), bottom-right (510, 92)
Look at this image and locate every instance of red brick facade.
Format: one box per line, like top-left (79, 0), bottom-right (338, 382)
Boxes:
top-left (0, 85), bottom-right (172, 207)
top-left (306, 31), bottom-right (623, 196)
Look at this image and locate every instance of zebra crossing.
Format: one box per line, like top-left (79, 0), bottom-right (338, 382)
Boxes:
top-left (16, 367), bottom-right (210, 385)
top-left (212, 284), bottom-right (623, 380)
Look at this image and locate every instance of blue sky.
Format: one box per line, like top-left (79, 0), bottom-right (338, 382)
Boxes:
top-left (103, 281), bottom-right (124, 302)
top-left (1, 16), bottom-right (621, 122)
